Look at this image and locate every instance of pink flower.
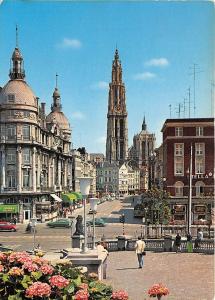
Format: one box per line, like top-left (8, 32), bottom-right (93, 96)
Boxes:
top-left (74, 289), bottom-right (89, 300)
top-left (0, 265), bottom-right (4, 272)
top-left (9, 252), bottom-right (32, 264)
top-left (22, 262), bottom-right (39, 272)
top-left (40, 264), bottom-right (54, 275)
top-left (112, 290), bottom-right (129, 300)
top-left (79, 283), bottom-right (88, 291)
top-left (32, 256), bottom-right (48, 265)
top-left (49, 275), bottom-right (69, 289)
top-left (25, 282), bottom-right (51, 298)
top-left (8, 267), bottom-right (24, 276)
top-left (148, 283), bottom-right (169, 297)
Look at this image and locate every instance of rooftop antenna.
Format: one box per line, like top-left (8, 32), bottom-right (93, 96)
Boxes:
top-left (175, 103), bottom-right (183, 118)
top-left (187, 87), bottom-right (191, 118)
top-left (16, 24), bottom-right (18, 48)
top-left (183, 98), bottom-right (186, 118)
top-left (189, 63), bottom-right (203, 117)
top-left (169, 104), bottom-right (172, 118)
top-left (55, 73), bottom-right (58, 88)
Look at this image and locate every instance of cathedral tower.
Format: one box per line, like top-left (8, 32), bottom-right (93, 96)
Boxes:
top-left (106, 49), bottom-right (128, 163)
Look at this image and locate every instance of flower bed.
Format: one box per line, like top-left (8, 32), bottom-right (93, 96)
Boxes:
top-left (0, 251), bottom-right (129, 300)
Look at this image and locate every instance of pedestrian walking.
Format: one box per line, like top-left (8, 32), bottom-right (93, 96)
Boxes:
top-left (174, 233), bottom-right (181, 253)
top-left (135, 236), bottom-right (146, 269)
top-left (186, 232), bottom-right (193, 253)
top-left (12, 215), bottom-right (17, 225)
top-left (194, 228), bottom-right (203, 248)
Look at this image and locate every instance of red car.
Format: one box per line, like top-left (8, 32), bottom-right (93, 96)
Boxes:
top-left (0, 222), bottom-right (17, 232)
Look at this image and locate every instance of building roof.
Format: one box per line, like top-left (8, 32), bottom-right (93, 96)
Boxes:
top-left (0, 79), bottom-right (37, 108)
top-left (161, 118), bottom-right (214, 132)
top-left (46, 110), bottom-right (70, 131)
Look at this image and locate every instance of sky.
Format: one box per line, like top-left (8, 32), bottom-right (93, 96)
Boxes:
top-left (0, 1), bottom-right (214, 153)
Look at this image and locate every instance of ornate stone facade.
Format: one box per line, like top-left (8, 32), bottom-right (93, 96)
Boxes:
top-left (0, 45), bottom-right (73, 223)
top-left (106, 49), bottom-right (128, 163)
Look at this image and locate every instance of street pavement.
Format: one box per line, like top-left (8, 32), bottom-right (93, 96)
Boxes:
top-left (104, 251), bottom-right (214, 300)
top-left (0, 197), bottom-right (143, 251)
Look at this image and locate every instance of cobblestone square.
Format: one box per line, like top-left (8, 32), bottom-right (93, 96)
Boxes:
top-left (104, 251), bottom-right (214, 300)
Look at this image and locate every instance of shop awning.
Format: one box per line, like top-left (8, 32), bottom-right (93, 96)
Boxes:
top-left (62, 192), bottom-right (83, 203)
top-left (0, 204), bottom-right (19, 213)
top-left (50, 194), bottom-right (63, 202)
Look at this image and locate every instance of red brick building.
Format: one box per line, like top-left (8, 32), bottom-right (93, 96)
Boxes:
top-left (161, 118), bottom-right (214, 225)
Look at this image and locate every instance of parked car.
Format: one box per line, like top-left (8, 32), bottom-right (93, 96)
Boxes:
top-left (47, 219), bottom-right (71, 228)
top-left (88, 209), bottom-right (97, 214)
top-left (0, 221), bottom-right (17, 232)
top-left (86, 218), bottom-right (106, 227)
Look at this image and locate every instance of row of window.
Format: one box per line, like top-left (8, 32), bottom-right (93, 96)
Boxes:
top-left (174, 143), bottom-right (204, 156)
top-left (6, 124), bottom-right (30, 140)
top-left (175, 126), bottom-right (204, 137)
top-left (174, 157), bottom-right (204, 175)
top-left (175, 181), bottom-right (205, 196)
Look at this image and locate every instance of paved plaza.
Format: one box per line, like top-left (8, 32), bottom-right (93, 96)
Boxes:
top-left (104, 251), bottom-right (214, 300)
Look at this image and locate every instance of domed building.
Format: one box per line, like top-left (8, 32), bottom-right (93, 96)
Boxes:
top-left (0, 43), bottom-right (73, 223)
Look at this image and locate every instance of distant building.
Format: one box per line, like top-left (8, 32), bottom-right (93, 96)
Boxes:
top-left (129, 117), bottom-right (156, 191)
top-left (162, 118), bottom-right (214, 225)
top-left (89, 153), bottom-right (105, 165)
top-left (106, 49), bottom-right (128, 163)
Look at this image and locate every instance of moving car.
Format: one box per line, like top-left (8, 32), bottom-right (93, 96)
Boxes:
top-left (0, 221), bottom-right (17, 232)
top-left (86, 218), bottom-right (106, 227)
top-left (47, 219), bottom-right (71, 228)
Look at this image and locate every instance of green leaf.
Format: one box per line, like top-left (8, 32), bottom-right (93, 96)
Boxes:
top-left (31, 271), bottom-right (42, 280)
top-left (73, 275), bottom-right (82, 287)
top-left (8, 296), bottom-right (22, 300)
top-left (66, 282), bottom-right (75, 294)
top-left (2, 274), bottom-right (8, 282)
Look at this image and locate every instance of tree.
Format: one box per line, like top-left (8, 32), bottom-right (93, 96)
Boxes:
top-left (142, 188), bottom-right (171, 224)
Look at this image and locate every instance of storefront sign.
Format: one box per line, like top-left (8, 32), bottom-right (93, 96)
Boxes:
top-left (0, 205), bottom-right (19, 213)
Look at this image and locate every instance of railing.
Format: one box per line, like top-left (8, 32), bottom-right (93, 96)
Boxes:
top-left (87, 238), bottom-right (214, 254)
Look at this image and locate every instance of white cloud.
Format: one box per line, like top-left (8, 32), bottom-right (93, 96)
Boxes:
top-left (90, 81), bottom-right (109, 90)
top-left (144, 58), bottom-right (169, 67)
top-left (57, 38), bottom-right (82, 49)
top-left (71, 111), bottom-right (85, 120)
top-left (133, 72), bottom-right (156, 80)
top-left (96, 136), bottom-right (106, 144)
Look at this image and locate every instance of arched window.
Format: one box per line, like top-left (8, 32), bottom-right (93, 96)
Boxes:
top-left (175, 181), bottom-right (184, 196)
top-left (195, 181), bottom-right (205, 196)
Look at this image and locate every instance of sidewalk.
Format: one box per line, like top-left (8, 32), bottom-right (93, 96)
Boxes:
top-left (104, 251), bottom-right (214, 300)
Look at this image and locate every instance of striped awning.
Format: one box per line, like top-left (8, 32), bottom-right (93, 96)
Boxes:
top-left (50, 194), bottom-right (63, 202)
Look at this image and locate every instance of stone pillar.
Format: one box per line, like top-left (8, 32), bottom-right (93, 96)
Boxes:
top-left (32, 147), bottom-right (36, 192)
top-left (52, 157), bottom-right (55, 190)
top-left (48, 156), bottom-right (52, 189)
top-left (37, 151), bottom-right (41, 189)
top-left (17, 146), bottom-right (22, 193)
top-left (0, 146), bottom-right (6, 191)
top-left (64, 160), bottom-right (67, 188)
top-left (58, 159), bottom-right (61, 188)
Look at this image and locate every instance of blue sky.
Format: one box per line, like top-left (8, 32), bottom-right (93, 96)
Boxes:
top-left (0, 1), bottom-right (213, 153)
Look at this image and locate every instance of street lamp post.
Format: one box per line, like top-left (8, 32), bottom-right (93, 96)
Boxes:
top-left (89, 197), bottom-right (98, 250)
top-left (78, 177), bottom-right (93, 253)
top-left (31, 218), bottom-right (37, 251)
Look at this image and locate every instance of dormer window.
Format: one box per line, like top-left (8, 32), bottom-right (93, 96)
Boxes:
top-left (8, 94), bottom-right (15, 103)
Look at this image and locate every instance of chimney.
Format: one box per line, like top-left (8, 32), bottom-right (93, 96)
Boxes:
top-left (41, 102), bottom-right (46, 116)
